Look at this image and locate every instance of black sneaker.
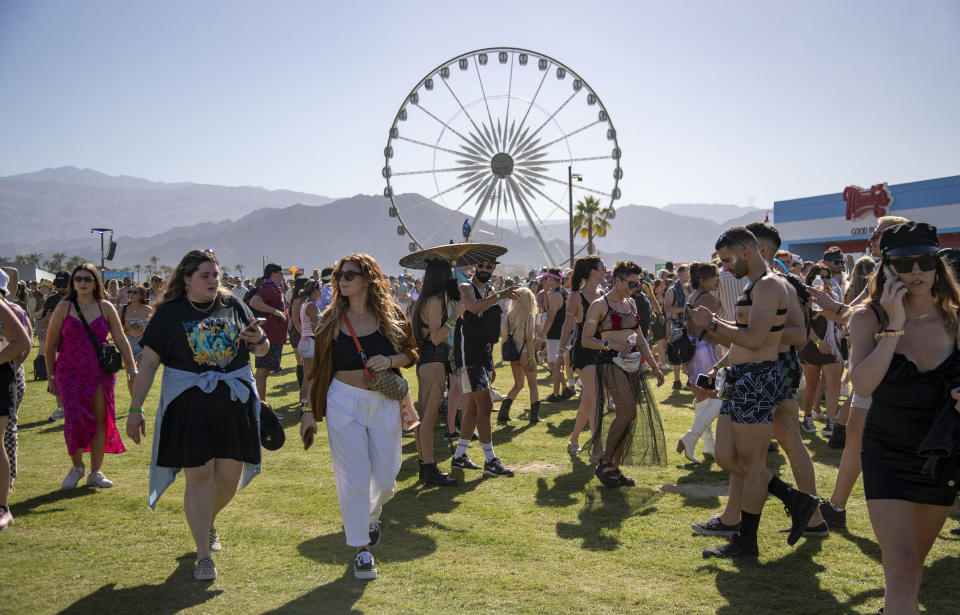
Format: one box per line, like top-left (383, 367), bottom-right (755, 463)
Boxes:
top-left (784, 490), bottom-right (819, 546)
top-left (672, 380), bottom-right (683, 391)
top-left (443, 429), bottom-right (461, 443)
top-left (691, 516), bottom-right (741, 537)
top-left (827, 423), bottom-right (846, 449)
top-left (421, 462), bottom-right (458, 487)
top-left (560, 387), bottom-right (576, 400)
top-left (546, 393), bottom-right (562, 403)
top-left (451, 454), bottom-right (481, 470)
top-left (483, 457), bottom-right (515, 478)
top-left (778, 522), bottom-right (829, 538)
top-left (368, 521), bottom-right (381, 549)
top-left (354, 549), bottom-right (377, 580)
top-left (820, 419), bottom-right (835, 437)
top-left (702, 534), bottom-right (759, 559)
top-left (951, 526), bottom-right (960, 536)
top-left (819, 500), bottom-right (846, 530)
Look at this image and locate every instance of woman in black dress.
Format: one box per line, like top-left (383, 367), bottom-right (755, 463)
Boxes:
top-left (849, 222), bottom-right (960, 614)
top-left (126, 250), bottom-right (269, 581)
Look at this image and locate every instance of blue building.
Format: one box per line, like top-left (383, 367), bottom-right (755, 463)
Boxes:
top-left (774, 175), bottom-right (960, 261)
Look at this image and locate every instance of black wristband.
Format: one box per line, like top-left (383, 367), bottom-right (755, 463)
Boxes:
top-left (255, 335), bottom-right (268, 345)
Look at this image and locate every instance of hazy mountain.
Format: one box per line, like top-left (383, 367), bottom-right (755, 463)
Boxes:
top-left (662, 203), bottom-right (764, 223)
top-left (0, 168), bottom-right (335, 251)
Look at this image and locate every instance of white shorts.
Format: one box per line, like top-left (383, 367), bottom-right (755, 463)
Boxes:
top-left (546, 339), bottom-right (561, 364)
top-left (851, 392), bottom-right (872, 409)
top-left (298, 336), bottom-right (315, 359)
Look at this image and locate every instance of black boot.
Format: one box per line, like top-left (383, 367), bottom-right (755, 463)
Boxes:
top-left (497, 398), bottom-right (513, 424)
top-left (529, 401), bottom-right (541, 425)
top-left (422, 462), bottom-right (458, 487)
top-left (417, 460), bottom-right (425, 481)
top-left (296, 364), bottom-right (304, 387)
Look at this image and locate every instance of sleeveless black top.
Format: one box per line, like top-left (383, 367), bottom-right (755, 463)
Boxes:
top-left (546, 288), bottom-right (568, 340)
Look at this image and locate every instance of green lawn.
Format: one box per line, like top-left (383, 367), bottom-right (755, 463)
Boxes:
top-left (3, 345), bottom-right (958, 614)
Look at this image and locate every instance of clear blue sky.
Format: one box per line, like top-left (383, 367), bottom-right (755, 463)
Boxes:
top-left (1, 0), bottom-right (958, 211)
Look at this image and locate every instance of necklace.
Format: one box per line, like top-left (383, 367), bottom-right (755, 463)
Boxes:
top-left (908, 306), bottom-right (935, 321)
top-left (350, 307), bottom-right (369, 320)
top-left (187, 295), bottom-right (217, 314)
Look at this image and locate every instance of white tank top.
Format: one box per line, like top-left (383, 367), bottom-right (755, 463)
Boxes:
top-left (300, 298), bottom-right (320, 337)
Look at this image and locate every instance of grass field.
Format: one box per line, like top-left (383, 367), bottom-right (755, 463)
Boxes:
top-left (2, 344), bottom-right (958, 614)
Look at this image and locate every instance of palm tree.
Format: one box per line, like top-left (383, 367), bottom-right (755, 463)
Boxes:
top-left (235, 264), bottom-right (245, 281)
top-left (65, 255), bottom-right (86, 270)
top-left (132, 264), bottom-right (142, 282)
top-left (148, 255), bottom-right (160, 276)
top-left (45, 252), bottom-right (67, 271)
top-left (572, 195), bottom-right (615, 255)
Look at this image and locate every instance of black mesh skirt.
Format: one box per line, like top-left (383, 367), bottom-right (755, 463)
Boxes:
top-left (156, 381), bottom-right (261, 468)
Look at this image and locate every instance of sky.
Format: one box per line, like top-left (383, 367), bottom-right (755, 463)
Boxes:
top-left (1, 0), bottom-right (958, 213)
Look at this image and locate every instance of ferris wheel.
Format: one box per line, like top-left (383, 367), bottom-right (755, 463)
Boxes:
top-left (382, 47), bottom-right (622, 266)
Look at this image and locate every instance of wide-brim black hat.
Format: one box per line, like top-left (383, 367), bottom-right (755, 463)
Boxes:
top-left (880, 221), bottom-right (939, 256)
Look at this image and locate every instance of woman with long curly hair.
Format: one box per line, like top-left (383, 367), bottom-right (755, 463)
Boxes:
top-left (125, 250), bottom-right (269, 581)
top-left (850, 222), bottom-right (960, 614)
top-left (45, 264), bottom-right (136, 492)
top-left (303, 254), bottom-right (418, 580)
top-left (499, 287), bottom-right (540, 424)
top-left (410, 260), bottom-right (463, 487)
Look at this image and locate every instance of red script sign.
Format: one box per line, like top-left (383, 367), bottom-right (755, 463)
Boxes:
top-left (843, 183), bottom-right (892, 221)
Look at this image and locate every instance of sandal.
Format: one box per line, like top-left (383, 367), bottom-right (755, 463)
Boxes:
top-left (594, 461), bottom-right (622, 489)
top-left (616, 471), bottom-right (636, 487)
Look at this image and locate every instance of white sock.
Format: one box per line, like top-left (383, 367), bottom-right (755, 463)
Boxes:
top-left (829, 501), bottom-right (845, 512)
top-left (455, 438), bottom-right (470, 458)
top-left (481, 441), bottom-right (496, 461)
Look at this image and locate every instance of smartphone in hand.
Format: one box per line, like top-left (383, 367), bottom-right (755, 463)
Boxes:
top-left (695, 373), bottom-right (715, 390)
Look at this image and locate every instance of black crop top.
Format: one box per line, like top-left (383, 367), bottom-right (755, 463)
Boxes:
top-left (332, 329), bottom-right (397, 372)
top-left (735, 270), bottom-right (787, 331)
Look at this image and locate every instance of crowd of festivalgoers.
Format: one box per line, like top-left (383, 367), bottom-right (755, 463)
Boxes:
top-left (1, 216), bottom-right (959, 615)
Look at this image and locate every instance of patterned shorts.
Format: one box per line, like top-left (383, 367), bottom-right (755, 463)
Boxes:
top-left (778, 350), bottom-right (802, 400)
top-left (255, 343), bottom-right (283, 372)
top-left (458, 365), bottom-right (491, 394)
top-left (719, 361), bottom-right (784, 425)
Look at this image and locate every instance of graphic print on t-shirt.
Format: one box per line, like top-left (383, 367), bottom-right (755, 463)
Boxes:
top-left (183, 317), bottom-right (241, 368)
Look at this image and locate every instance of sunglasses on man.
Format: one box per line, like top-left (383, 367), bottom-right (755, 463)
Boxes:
top-left (885, 254), bottom-right (939, 274)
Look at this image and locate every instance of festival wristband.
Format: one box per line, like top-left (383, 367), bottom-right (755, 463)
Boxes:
top-left (255, 335), bottom-right (268, 345)
top-left (128, 407), bottom-right (143, 414)
top-left (812, 337), bottom-right (821, 344)
top-left (874, 329), bottom-right (904, 340)
top-left (445, 318), bottom-right (456, 329)
top-left (713, 361), bottom-right (724, 369)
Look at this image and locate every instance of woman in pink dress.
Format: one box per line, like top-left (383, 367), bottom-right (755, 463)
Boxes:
top-left (44, 264), bottom-right (137, 490)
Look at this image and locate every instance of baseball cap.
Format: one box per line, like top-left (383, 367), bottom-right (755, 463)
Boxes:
top-left (54, 271), bottom-right (70, 288)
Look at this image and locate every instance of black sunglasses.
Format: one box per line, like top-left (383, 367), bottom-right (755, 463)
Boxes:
top-left (886, 254), bottom-right (939, 274)
top-left (334, 270), bottom-right (362, 282)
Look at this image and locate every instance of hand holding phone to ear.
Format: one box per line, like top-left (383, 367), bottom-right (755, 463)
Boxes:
top-left (880, 264), bottom-right (907, 327)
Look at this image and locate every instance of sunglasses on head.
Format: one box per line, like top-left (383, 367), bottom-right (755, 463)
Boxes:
top-left (886, 254), bottom-right (939, 274)
top-left (334, 270), bottom-right (362, 282)
top-left (73, 275), bottom-right (95, 283)
top-left (719, 234), bottom-right (749, 252)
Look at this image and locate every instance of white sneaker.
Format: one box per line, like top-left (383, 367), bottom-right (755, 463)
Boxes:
top-left (62, 465), bottom-right (85, 489)
top-left (811, 411), bottom-right (827, 422)
top-left (86, 470), bottom-right (114, 488)
top-left (48, 407), bottom-right (64, 422)
top-left (490, 388), bottom-right (506, 402)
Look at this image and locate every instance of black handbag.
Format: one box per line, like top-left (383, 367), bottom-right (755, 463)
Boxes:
top-left (33, 353), bottom-right (48, 381)
top-left (257, 401), bottom-right (285, 451)
top-left (72, 299), bottom-right (123, 374)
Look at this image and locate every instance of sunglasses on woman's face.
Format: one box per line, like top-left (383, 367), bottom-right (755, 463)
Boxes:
top-left (621, 279), bottom-right (641, 289)
top-left (73, 275), bottom-right (95, 283)
top-left (334, 270), bottom-right (362, 282)
top-left (886, 254), bottom-right (939, 274)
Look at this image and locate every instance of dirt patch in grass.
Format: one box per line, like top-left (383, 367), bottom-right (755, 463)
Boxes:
top-left (658, 483), bottom-right (728, 498)
top-left (513, 461), bottom-right (565, 473)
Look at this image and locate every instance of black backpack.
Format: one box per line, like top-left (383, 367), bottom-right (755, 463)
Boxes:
top-left (666, 292), bottom-right (705, 365)
top-left (33, 353), bottom-right (48, 381)
top-left (243, 282), bottom-right (265, 314)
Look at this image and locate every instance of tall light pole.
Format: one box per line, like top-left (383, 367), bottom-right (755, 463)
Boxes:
top-left (90, 228), bottom-right (113, 277)
top-left (567, 166), bottom-right (583, 267)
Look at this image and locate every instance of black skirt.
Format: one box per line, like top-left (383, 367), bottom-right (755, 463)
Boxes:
top-left (156, 381), bottom-right (261, 468)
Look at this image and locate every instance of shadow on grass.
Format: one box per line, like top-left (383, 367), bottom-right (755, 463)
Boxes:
top-left (11, 485), bottom-right (98, 518)
top-left (16, 418), bottom-right (55, 431)
top-left (535, 455), bottom-right (593, 508)
top-left (699, 541), bottom-right (883, 614)
top-left (556, 486), bottom-right (662, 551)
top-left (59, 553), bottom-right (223, 614)
top-left (262, 567), bottom-right (366, 614)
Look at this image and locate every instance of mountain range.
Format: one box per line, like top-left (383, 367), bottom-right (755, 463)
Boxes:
top-left (1, 167), bottom-right (766, 276)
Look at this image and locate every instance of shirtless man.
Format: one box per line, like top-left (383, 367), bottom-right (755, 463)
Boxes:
top-left (690, 227), bottom-right (819, 558)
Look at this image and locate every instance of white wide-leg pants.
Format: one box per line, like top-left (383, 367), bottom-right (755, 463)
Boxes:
top-left (326, 378), bottom-right (402, 547)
